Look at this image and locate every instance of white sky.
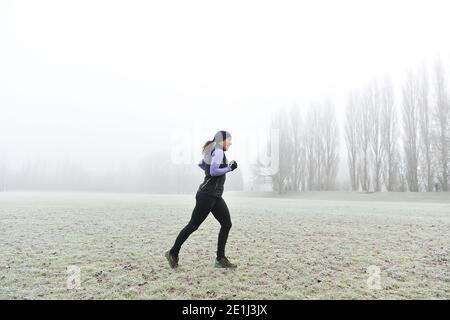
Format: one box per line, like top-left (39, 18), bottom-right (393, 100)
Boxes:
top-left (1, 0), bottom-right (450, 178)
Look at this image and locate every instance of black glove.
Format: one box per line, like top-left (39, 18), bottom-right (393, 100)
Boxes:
top-left (229, 160), bottom-right (238, 171)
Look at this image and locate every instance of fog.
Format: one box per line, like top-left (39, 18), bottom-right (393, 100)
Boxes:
top-left (1, 0), bottom-right (450, 192)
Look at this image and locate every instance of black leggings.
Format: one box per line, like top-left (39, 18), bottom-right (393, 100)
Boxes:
top-left (170, 192), bottom-right (232, 259)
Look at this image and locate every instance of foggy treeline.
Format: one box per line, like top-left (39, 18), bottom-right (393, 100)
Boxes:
top-left (0, 151), bottom-right (244, 193)
top-left (253, 101), bottom-right (340, 193)
top-left (254, 59), bottom-right (450, 193)
top-left (345, 60), bottom-right (449, 192)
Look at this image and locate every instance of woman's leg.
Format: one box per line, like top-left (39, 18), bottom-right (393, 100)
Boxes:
top-left (211, 197), bottom-right (232, 259)
top-left (169, 193), bottom-right (216, 257)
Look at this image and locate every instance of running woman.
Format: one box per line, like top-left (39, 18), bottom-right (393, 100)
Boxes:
top-left (165, 130), bottom-right (238, 269)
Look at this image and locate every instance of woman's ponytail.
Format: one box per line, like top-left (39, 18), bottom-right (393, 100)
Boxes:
top-left (202, 140), bottom-right (214, 154)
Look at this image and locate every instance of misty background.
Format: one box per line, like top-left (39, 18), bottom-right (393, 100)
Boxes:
top-left (1, 0), bottom-right (450, 193)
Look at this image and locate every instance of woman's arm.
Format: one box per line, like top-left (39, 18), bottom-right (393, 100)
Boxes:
top-left (198, 159), bottom-right (206, 170)
top-left (210, 149), bottom-right (231, 176)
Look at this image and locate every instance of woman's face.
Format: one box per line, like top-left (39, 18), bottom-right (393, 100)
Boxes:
top-left (222, 137), bottom-right (232, 151)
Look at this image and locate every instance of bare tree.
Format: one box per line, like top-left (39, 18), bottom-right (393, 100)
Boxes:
top-left (322, 100), bottom-right (340, 190)
top-left (271, 107), bottom-right (292, 193)
top-left (289, 104), bottom-right (303, 191)
top-left (432, 59), bottom-right (449, 191)
top-left (366, 81), bottom-right (383, 192)
top-left (345, 92), bottom-right (360, 191)
top-left (299, 123), bottom-right (308, 192)
top-left (305, 105), bottom-right (318, 190)
top-left (417, 63), bottom-right (434, 191)
top-left (358, 89), bottom-right (372, 192)
top-left (313, 104), bottom-right (326, 190)
top-left (397, 156), bottom-right (408, 192)
top-left (380, 76), bottom-right (399, 191)
top-left (402, 69), bottom-right (420, 191)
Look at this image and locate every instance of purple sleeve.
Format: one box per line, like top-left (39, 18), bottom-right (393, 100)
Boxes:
top-left (210, 149), bottom-right (231, 176)
top-left (198, 159), bottom-right (206, 170)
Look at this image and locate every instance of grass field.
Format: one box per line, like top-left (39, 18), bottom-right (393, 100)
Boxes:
top-left (0, 191), bottom-right (449, 299)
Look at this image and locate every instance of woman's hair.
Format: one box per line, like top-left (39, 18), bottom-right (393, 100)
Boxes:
top-left (202, 130), bottom-right (232, 154)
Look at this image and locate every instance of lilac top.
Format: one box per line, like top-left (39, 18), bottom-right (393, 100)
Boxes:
top-left (198, 148), bottom-right (231, 176)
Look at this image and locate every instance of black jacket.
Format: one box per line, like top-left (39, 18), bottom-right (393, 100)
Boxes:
top-left (197, 148), bottom-right (228, 198)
